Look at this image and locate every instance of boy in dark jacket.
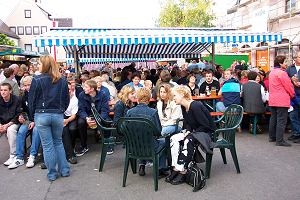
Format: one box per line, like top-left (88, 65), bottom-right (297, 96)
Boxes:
top-left (0, 83), bottom-right (21, 166)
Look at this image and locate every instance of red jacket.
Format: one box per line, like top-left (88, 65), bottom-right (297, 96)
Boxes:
top-left (269, 68), bottom-right (294, 108)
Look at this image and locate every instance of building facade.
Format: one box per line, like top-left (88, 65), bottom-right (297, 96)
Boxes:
top-left (212, 0), bottom-right (300, 69)
top-left (1, 0), bottom-right (72, 62)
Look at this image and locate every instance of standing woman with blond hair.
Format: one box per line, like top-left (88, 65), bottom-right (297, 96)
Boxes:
top-left (28, 55), bottom-right (70, 181)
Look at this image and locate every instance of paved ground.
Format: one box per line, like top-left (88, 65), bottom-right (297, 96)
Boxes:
top-left (0, 131), bottom-right (300, 200)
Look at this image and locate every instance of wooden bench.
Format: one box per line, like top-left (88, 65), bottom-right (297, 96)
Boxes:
top-left (210, 111), bottom-right (272, 135)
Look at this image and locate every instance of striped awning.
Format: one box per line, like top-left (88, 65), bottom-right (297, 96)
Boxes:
top-left (34, 28), bottom-right (282, 61)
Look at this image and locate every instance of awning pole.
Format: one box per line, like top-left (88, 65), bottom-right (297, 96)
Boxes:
top-left (212, 42), bottom-right (215, 64)
top-left (73, 46), bottom-right (78, 76)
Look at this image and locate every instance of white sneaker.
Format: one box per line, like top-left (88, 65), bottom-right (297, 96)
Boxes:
top-left (4, 155), bottom-right (16, 166)
top-left (8, 159), bottom-right (24, 169)
top-left (26, 155), bottom-right (35, 168)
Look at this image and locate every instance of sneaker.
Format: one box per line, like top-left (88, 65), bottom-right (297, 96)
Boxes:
top-left (8, 159), bottom-right (24, 169)
top-left (145, 161), bottom-right (153, 167)
top-left (288, 135), bottom-right (300, 141)
top-left (75, 147), bottom-right (89, 157)
top-left (276, 141), bottom-right (292, 147)
top-left (40, 162), bottom-right (47, 169)
top-left (26, 155), bottom-right (35, 168)
top-left (68, 156), bottom-right (78, 164)
top-left (139, 165), bottom-right (146, 176)
top-left (106, 147), bottom-right (114, 155)
top-left (4, 155), bottom-right (16, 166)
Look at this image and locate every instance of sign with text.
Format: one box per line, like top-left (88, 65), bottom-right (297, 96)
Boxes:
top-left (256, 50), bottom-right (269, 72)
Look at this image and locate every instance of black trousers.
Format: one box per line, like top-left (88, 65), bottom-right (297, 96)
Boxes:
top-left (62, 120), bottom-right (77, 159)
top-left (269, 107), bottom-right (288, 143)
top-left (77, 117), bottom-right (88, 148)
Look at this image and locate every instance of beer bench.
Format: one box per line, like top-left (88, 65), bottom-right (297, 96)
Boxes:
top-left (210, 111), bottom-right (272, 135)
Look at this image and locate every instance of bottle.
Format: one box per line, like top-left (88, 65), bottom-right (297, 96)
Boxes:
top-left (205, 86), bottom-right (210, 96)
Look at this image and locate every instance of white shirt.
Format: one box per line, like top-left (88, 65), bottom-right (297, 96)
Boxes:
top-left (295, 64), bottom-right (300, 73)
top-left (64, 94), bottom-right (78, 117)
top-left (248, 80), bottom-right (267, 103)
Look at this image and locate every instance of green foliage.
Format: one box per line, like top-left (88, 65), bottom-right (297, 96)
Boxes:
top-left (158, 0), bottom-right (215, 27)
top-left (0, 33), bottom-right (15, 46)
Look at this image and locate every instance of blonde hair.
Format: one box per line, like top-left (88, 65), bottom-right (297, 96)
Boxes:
top-left (23, 76), bottom-right (33, 84)
top-left (39, 55), bottom-right (61, 83)
top-left (172, 85), bottom-right (192, 101)
top-left (118, 85), bottom-right (135, 107)
top-left (241, 70), bottom-right (249, 78)
top-left (157, 84), bottom-right (172, 101)
top-left (84, 79), bottom-right (97, 91)
top-left (136, 87), bottom-right (151, 104)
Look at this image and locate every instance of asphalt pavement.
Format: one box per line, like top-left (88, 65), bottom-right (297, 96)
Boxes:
top-left (0, 131), bottom-right (300, 200)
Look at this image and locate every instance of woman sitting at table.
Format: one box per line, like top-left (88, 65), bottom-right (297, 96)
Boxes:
top-left (113, 85), bottom-right (135, 125)
top-left (186, 74), bottom-right (199, 96)
top-left (127, 72), bottom-right (143, 91)
top-left (166, 85), bottom-right (216, 185)
top-left (157, 84), bottom-right (183, 137)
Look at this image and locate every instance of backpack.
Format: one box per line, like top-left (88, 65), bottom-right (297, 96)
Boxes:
top-left (185, 161), bottom-right (206, 192)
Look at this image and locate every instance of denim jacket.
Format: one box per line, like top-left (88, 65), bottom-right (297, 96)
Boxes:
top-left (28, 74), bottom-right (70, 120)
top-left (78, 90), bottom-right (110, 120)
top-left (126, 103), bottom-right (162, 134)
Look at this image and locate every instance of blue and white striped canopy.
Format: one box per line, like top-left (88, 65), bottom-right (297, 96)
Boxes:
top-left (34, 28), bottom-right (282, 62)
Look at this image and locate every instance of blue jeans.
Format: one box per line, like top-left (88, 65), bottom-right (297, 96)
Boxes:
top-left (216, 101), bottom-right (227, 112)
top-left (35, 113), bottom-right (70, 181)
top-left (140, 138), bottom-right (166, 169)
top-left (161, 125), bottom-right (180, 137)
top-left (16, 124), bottom-right (40, 160)
top-left (289, 106), bottom-right (300, 136)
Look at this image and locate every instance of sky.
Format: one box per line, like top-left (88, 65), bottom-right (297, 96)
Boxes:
top-left (42, 0), bottom-right (162, 28)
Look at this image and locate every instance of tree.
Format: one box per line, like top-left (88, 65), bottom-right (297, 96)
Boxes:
top-left (0, 33), bottom-right (15, 46)
top-left (157, 0), bottom-right (215, 28)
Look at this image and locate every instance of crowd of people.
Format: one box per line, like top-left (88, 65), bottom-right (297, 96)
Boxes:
top-left (0, 52), bottom-right (299, 183)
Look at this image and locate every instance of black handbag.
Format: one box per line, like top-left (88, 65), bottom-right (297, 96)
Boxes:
top-left (185, 161), bottom-right (206, 192)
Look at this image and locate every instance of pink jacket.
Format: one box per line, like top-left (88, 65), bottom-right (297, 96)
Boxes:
top-left (269, 68), bottom-right (294, 108)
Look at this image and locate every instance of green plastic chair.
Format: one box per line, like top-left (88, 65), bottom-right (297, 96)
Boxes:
top-left (117, 117), bottom-right (166, 191)
top-left (205, 104), bottom-right (244, 179)
top-left (91, 104), bottom-right (117, 172)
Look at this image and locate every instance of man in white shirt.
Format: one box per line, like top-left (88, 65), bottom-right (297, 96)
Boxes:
top-left (62, 80), bottom-right (79, 164)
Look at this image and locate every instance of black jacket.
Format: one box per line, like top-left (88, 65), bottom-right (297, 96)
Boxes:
top-left (0, 95), bottom-right (22, 124)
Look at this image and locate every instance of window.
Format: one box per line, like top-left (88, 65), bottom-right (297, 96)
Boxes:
top-left (25, 26), bottom-right (32, 35)
top-left (41, 26), bottom-right (47, 34)
top-left (24, 10), bottom-right (31, 18)
top-left (286, 0), bottom-right (297, 12)
top-left (24, 44), bottom-right (32, 51)
top-left (9, 27), bottom-right (16, 34)
top-left (33, 26), bottom-right (39, 35)
top-left (17, 26), bottom-right (24, 35)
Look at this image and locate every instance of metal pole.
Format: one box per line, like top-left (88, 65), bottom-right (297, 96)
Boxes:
top-left (212, 42), bottom-right (215, 64)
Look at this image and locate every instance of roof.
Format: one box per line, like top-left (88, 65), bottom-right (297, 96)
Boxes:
top-left (0, 19), bottom-right (20, 39)
top-left (53, 18), bottom-right (73, 27)
top-left (34, 27), bottom-right (283, 62)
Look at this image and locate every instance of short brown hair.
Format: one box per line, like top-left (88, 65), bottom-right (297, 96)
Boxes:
top-left (274, 55), bottom-right (286, 67)
top-left (3, 68), bottom-right (14, 78)
top-left (136, 87), bottom-right (151, 104)
top-left (160, 70), bottom-right (171, 82)
top-left (84, 79), bottom-right (97, 91)
top-left (0, 82), bottom-right (12, 91)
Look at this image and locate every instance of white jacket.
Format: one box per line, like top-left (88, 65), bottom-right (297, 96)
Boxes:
top-left (157, 100), bottom-right (183, 127)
